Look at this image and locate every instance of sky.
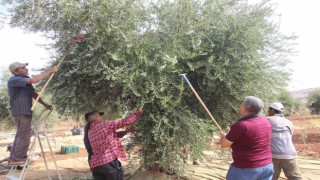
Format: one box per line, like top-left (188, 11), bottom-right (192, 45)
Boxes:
top-left (274, 0), bottom-right (320, 91)
top-left (0, 0), bottom-right (319, 91)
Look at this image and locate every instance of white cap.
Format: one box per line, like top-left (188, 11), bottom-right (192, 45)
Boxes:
top-left (269, 102), bottom-right (284, 111)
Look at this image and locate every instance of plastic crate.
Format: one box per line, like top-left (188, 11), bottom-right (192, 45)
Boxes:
top-left (60, 145), bottom-right (79, 154)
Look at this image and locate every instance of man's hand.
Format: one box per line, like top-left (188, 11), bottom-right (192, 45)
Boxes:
top-left (220, 132), bottom-right (233, 148)
top-left (220, 132), bottom-right (226, 139)
top-left (126, 125), bottom-right (136, 133)
top-left (50, 66), bottom-right (60, 73)
top-left (136, 108), bottom-right (143, 114)
top-left (44, 104), bottom-right (53, 110)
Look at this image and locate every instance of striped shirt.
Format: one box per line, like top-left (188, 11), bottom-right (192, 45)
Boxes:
top-left (88, 111), bottom-right (142, 168)
top-left (8, 75), bottom-right (35, 116)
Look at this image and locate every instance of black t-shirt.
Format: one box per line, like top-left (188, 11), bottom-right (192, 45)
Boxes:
top-left (84, 123), bottom-right (93, 160)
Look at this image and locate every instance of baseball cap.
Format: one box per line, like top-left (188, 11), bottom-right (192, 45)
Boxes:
top-left (9, 62), bottom-right (28, 73)
top-left (269, 102), bottom-right (284, 111)
top-left (85, 111), bottom-right (104, 121)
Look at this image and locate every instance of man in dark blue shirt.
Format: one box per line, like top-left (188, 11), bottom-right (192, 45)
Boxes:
top-left (8, 62), bottom-right (59, 165)
top-left (84, 122), bottom-right (93, 161)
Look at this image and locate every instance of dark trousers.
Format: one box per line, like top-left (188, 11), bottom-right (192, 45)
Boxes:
top-left (10, 115), bottom-right (32, 162)
top-left (92, 159), bottom-right (124, 180)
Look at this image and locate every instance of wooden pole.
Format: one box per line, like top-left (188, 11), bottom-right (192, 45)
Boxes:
top-left (31, 44), bottom-right (73, 111)
top-left (180, 74), bottom-right (223, 133)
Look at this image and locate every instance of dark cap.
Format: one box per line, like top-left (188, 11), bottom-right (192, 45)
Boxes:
top-left (85, 111), bottom-right (104, 121)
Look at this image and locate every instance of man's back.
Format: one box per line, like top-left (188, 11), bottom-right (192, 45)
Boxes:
top-left (226, 116), bottom-right (272, 168)
top-left (267, 115), bottom-right (297, 159)
top-left (89, 121), bottom-right (123, 168)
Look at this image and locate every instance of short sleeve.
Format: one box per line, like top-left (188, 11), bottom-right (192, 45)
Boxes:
top-left (225, 122), bottom-right (246, 143)
top-left (8, 76), bottom-right (29, 88)
top-left (288, 120), bottom-right (294, 135)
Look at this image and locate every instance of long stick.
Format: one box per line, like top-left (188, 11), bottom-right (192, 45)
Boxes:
top-left (179, 74), bottom-right (223, 133)
top-left (31, 44), bottom-right (73, 111)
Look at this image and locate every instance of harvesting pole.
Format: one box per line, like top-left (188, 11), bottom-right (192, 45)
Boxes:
top-left (179, 73), bottom-right (223, 133)
top-left (31, 34), bottom-right (85, 110)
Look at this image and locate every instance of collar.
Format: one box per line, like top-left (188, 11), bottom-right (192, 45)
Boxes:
top-left (238, 114), bottom-right (259, 121)
top-left (14, 74), bottom-right (30, 78)
top-left (274, 114), bottom-right (284, 117)
top-left (90, 120), bottom-right (103, 126)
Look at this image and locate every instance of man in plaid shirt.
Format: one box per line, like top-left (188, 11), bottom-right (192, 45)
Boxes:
top-left (85, 109), bottom-right (143, 180)
top-left (83, 112), bottom-right (135, 162)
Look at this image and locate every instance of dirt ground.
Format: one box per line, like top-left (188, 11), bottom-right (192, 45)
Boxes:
top-left (290, 118), bottom-right (320, 159)
top-left (1, 118), bottom-right (320, 180)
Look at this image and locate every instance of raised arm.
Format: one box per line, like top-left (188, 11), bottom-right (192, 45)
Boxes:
top-left (26, 66), bottom-right (59, 84)
top-left (117, 125), bottom-right (136, 138)
top-left (104, 110), bottom-right (143, 130)
top-left (116, 131), bottom-right (127, 138)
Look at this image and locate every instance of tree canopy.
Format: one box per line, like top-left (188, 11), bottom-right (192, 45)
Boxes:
top-left (0, 67), bottom-right (11, 121)
top-left (5, 0), bottom-right (295, 173)
top-left (277, 90), bottom-right (307, 116)
top-left (307, 89), bottom-right (320, 114)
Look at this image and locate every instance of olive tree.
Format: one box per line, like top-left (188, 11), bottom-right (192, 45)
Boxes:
top-left (6, 0), bottom-right (295, 173)
top-left (307, 89), bottom-right (320, 114)
top-left (0, 67), bottom-right (14, 128)
top-left (277, 90), bottom-right (308, 115)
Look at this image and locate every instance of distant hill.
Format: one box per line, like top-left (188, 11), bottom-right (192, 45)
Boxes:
top-left (290, 88), bottom-right (320, 100)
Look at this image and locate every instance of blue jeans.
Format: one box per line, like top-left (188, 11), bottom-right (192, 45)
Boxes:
top-left (227, 163), bottom-right (274, 180)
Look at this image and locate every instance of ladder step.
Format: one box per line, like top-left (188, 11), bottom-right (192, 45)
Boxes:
top-left (6, 175), bottom-right (19, 180)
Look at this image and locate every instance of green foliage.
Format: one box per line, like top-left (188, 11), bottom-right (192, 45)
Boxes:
top-left (277, 90), bottom-right (307, 115)
top-left (6, 0), bottom-right (295, 173)
top-left (0, 67), bottom-right (13, 128)
top-left (307, 89), bottom-right (320, 114)
top-left (32, 94), bottom-right (63, 129)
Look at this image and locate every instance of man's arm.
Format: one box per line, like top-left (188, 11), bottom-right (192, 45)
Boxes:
top-left (220, 133), bottom-right (234, 148)
top-left (104, 109), bottom-right (143, 130)
top-left (219, 122), bottom-right (244, 148)
top-left (32, 92), bottom-right (52, 109)
top-left (289, 121), bottom-right (294, 135)
top-left (117, 125), bottom-right (136, 138)
top-left (117, 131), bottom-right (127, 138)
top-left (26, 66), bottom-right (59, 84)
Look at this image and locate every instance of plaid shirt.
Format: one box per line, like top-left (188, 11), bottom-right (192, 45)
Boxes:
top-left (84, 124), bottom-right (128, 161)
top-left (88, 111), bottom-right (142, 168)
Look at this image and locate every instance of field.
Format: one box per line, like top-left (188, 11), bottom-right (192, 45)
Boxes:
top-left (1, 117), bottom-right (320, 180)
top-left (290, 117), bottom-right (320, 159)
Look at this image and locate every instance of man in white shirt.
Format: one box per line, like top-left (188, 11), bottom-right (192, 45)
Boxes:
top-left (267, 102), bottom-right (302, 180)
